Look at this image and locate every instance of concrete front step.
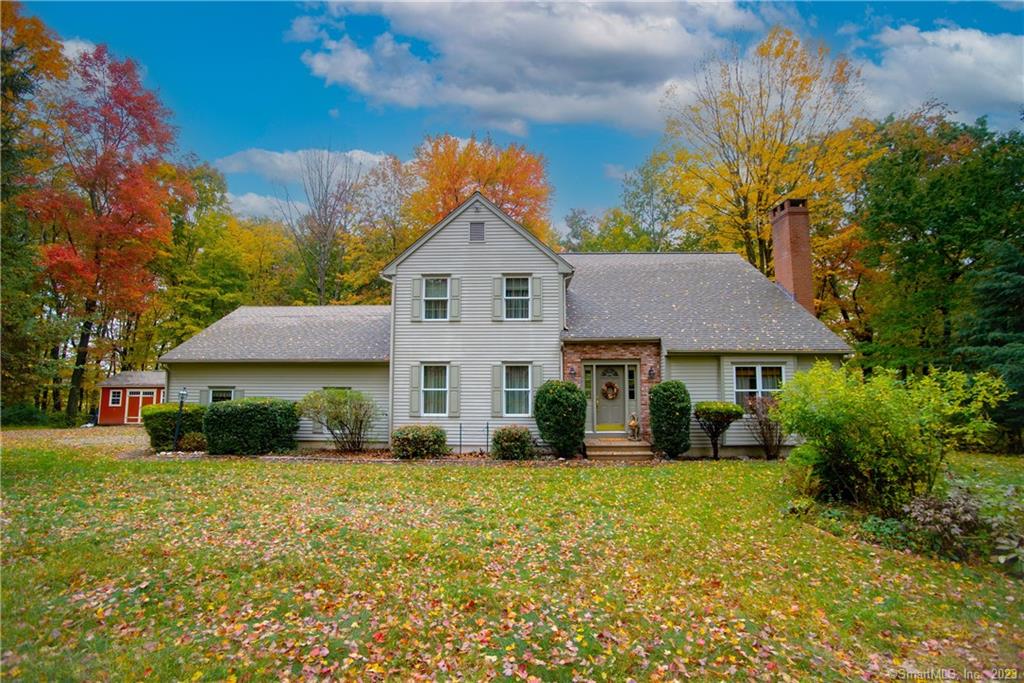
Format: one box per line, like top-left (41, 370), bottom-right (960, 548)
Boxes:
top-left (585, 438), bottom-right (655, 461)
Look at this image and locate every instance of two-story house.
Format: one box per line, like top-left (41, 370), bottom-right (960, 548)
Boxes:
top-left (159, 192), bottom-right (849, 456)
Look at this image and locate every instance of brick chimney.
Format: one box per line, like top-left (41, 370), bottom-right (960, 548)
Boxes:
top-left (770, 198), bottom-right (814, 314)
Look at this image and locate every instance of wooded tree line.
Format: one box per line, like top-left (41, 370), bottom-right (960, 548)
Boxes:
top-left (2, 8), bottom-right (1021, 443)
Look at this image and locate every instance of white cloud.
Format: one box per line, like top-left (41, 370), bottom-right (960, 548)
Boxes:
top-left (61, 38), bottom-right (96, 61)
top-left (603, 163), bottom-right (627, 181)
top-left (297, 2), bottom-right (765, 132)
top-left (215, 147), bottom-right (387, 184)
top-left (227, 192), bottom-right (306, 219)
top-left (858, 25), bottom-right (1024, 126)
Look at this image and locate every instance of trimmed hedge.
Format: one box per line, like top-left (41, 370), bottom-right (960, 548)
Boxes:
top-left (492, 425), bottom-right (535, 460)
top-left (650, 380), bottom-right (692, 458)
top-left (534, 380), bottom-right (587, 458)
top-left (693, 401), bottom-right (744, 460)
top-left (141, 403), bottom-right (207, 450)
top-left (392, 425), bottom-right (450, 459)
top-left (203, 398), bottom-right (299, 455)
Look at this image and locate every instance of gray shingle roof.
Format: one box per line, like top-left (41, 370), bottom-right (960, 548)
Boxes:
top-left (562, 253), bottom-right (851, 354)
top-left (160, 306), bottom-right (391, 363)
top-left (99, 371), bottom-right (167, 387)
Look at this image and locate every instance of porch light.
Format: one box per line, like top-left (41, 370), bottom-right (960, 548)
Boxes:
top-left (648, 366), bottom-right (656, 380)
top-left (568, 366), bottom-right (577, 380)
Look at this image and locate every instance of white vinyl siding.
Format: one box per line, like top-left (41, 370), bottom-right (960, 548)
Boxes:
top-left (109, 389), bottom-right (122, 407)
top-left (667, 355), bottom-right (720, 450)
top-left (391, 198), bottom-right (563, 447)
top-left (165, 362), bottom-right (390, 445)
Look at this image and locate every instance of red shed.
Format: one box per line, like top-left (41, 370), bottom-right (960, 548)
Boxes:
top-left (97, 371), bottom-right (166, 425)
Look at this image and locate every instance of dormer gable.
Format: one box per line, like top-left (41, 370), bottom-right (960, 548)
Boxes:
top-left (379, 192), bottom-right (574, 280)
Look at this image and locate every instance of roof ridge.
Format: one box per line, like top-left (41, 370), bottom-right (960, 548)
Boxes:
top-left (560, 251), bottom-right (736, 256)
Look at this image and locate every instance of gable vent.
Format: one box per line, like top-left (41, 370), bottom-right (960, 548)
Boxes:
top-left (469, 222), bottom-right (485, 242)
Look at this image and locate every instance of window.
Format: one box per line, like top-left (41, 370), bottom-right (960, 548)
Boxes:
top-left (504, 276), bottom-right (530, 320)
top-left (504, 365), bottom-right (531, 416)
top-left (734, 365), bottom-right (783, 409)
top-left (627, 367), bottom-right (636, 400)
top-left (109, 389), bottom-right (122, 407)
top-left (423, 277), bottom-right (449, 320)
top-left (469, 221), bottom-right (485, 241)
top-left (421, 365), bottom-right (448, 416)
top-left (210, 388), bottom-right (235, 403)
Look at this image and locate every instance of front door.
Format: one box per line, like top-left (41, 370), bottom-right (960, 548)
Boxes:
top-left (594, 364), bottom-right (626, 431)
top-left (125, 390), bottom-right (157, 424)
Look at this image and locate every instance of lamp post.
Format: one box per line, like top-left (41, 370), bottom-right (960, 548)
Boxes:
top-left (172, 388), bottom-right (188, 451)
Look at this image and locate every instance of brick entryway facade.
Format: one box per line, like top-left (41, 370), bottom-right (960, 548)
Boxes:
top-left (562, 341), bottom-right (662, 441)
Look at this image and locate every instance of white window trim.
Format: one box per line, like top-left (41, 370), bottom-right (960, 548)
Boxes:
top-left (503, 275), bottom-right (531, 321)
top-left (503, 364), bottom-right (532, 417)
top-left (421, 365), bottom-right (449, 417)
top-left (733, 364), bottom-right (784, 410)
top-left (423, 276), bottom-right (450, 321)
top-left (210, 387), bottom-right (236, 402)
top-left (109, 389), bottom-right (122, 407)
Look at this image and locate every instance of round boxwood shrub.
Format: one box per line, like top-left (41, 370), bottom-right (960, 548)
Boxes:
top-left (492, 425), bottom-right (535, 460)
top-left (649, 380), bottom-right (692, 458)
top-left (693, 401), bottom-right (744, 461)
top-left (141, 403), bottom-right (207, 451)
top-left (203, 397), bottom-right (299, 455)
top-left (392, 425), bottom-right (450, 459)
top-left (534, 380), bottom-right (587, 458)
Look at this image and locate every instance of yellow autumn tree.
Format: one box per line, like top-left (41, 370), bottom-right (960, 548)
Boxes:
top-left (663, 27), bottom-right (879, 280)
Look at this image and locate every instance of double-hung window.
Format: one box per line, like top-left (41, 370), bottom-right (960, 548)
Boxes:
top-left (421, 365), bottom-right (448, 416)
top-left (210, 387), bottom-right (235, 403)
top-left (109, 389), bottom-right (122, 407)
top-left (503, 365), bottom-right (531, 416)
top-left (504, 276), bottom-right (530, 320)
top-left (423, 277), bottom-right (449, 320)
top-left (734, 365), bottom-right (783, 409)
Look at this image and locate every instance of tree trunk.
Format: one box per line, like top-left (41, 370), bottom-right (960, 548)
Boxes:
top-left (49, 345), bottom-right (63, 412)
top-left (65, 299), bottom-right (96, 419)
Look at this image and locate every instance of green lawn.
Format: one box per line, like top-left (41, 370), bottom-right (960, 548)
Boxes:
top-left (2, 430), bottom-right (1022, 680)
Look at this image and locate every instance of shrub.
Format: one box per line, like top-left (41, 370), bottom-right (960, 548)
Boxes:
top-left (648, 381), bottom-right (691, 458)
top-left (1, 403), bottom-right (49, 426)
top-left (744, 396), bottom-right (787, 460)
top-left (492, 425), bottom-right (535, 460)
top-left (177, 431), bottom-right (207, 452)
top-left (534, 380), bottom-right (587, 458)
top-left (904, 487), bottom-right (990, 560)
top-left (141, 403), bottom-right (207, 451)
top-left (693, 401), bottom-right (744, 460)
top-left (784, 443), bottom-right (824, 498)
top-left (859, 515), bottom-right (911, 550)
top-left (297, 389), bottom-right (378, 451)
top-left (392, 425), bottom-right (449, 459)
top-left (203, 398), bottom-right (299, 455)
top-left (777, 363), bottom-right (1005, 515)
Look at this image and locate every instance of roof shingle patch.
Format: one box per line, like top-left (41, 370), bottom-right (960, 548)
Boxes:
top-left (160, 306), bottom-right (391, 363)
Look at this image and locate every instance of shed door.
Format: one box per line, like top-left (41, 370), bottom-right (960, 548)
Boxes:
top-left (125, 390), bottom-right (157, 424)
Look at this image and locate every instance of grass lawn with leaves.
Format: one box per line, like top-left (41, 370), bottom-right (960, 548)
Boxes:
top-left (2, 429), bottom-right (1022, 680)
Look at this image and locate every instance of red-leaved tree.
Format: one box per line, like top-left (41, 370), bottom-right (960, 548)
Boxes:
top-left (20, 45), bottom-right (181, 418)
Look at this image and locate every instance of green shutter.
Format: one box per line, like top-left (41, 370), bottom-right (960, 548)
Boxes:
top-left (199, 389), bottom-right (210, 405)
top-left (411, 277), bottom-right (423, 322)
top-left (492, 365), bottom-right (503, 417)
top-left (409, 364), bottom-right (421, 417)
top-left (449, 364), bottom-right (460, 418)
top-left (449, 278), bottom-right (461, 321)
top-left (531, 364), bottom-right (543, 414)
top-left (532, 276), bottom-right (543, 320)
top-left (492, 277), bottom-right (503, 321)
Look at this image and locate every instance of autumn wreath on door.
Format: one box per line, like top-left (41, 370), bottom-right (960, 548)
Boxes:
top-left (601, 381), bottom-right (620, 401)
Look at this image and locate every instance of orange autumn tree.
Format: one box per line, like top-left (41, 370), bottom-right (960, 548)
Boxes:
top-left (406, 134), bottom-right (556, 245)
top-left (20, 45), bottom-right (184, 418)
top-left (663, 27), bottom-right (878, 283)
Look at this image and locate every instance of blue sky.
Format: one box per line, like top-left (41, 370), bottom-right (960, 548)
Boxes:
top-left (27, 1), bottom-right (1024, 230)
